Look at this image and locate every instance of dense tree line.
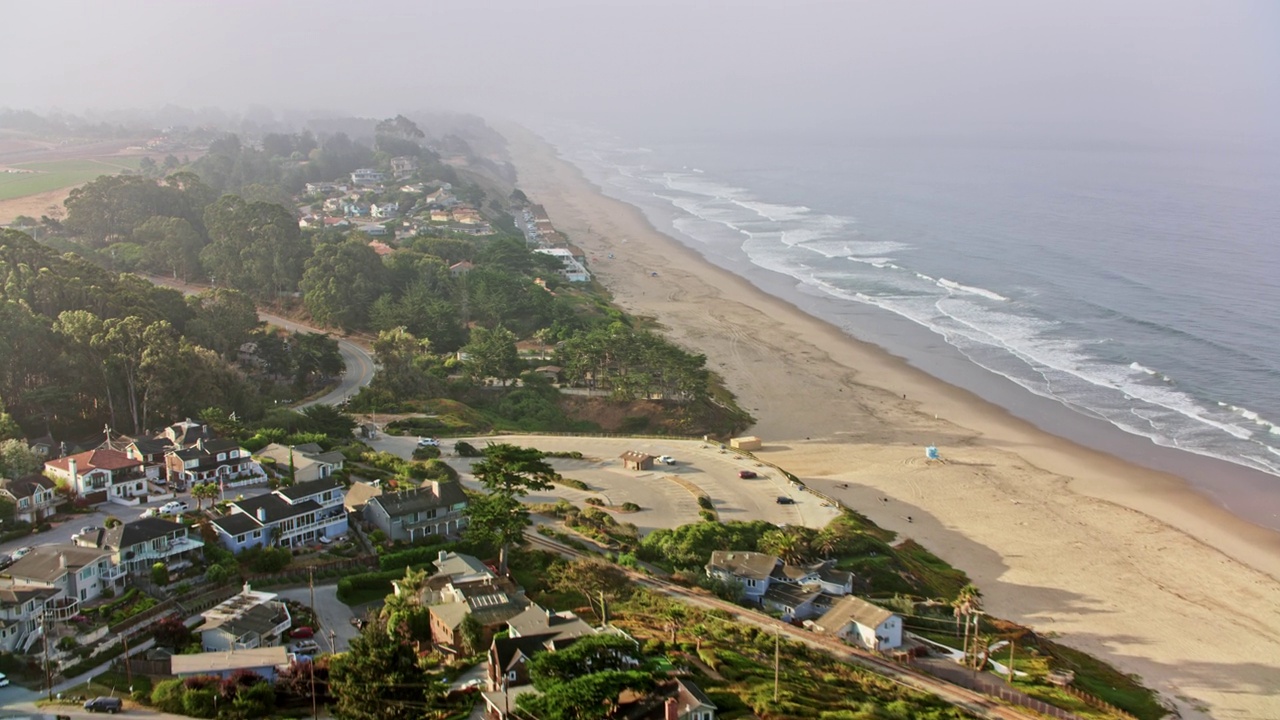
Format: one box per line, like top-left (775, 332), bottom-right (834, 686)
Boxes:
top-left (0, 230), bottom-right (337, 440)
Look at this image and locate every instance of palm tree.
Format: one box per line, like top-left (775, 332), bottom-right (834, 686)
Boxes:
top-left (951, 584), bottom-right (983, 668)
top-left (191, 482), bottom-right (219, 511)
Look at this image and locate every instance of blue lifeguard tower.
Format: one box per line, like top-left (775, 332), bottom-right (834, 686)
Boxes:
top-left (925, 446), bottom-right (940, 461)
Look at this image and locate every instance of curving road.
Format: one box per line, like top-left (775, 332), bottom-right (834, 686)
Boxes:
top-left (140, 275), bottom-right (376, 408)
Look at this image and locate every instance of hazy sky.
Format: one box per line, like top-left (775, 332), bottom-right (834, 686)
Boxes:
top-left (3, 0), bottom-right (1278, 145)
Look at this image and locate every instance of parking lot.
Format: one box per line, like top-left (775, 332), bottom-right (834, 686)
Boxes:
top-left (368, 434), bottom-right (840, 534)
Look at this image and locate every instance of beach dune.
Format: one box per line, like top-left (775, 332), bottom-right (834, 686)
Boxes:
top-left (501, 123), bottom-right (1280, 720)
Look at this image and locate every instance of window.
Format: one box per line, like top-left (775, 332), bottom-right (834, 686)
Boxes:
top-left (507, 671), bottom-right (517, 681)
top-left (17, 498), bottom-right (29, 509)
top-left (253, 530), bottom-right (262, 539)
top-left (79, 567), bottom-right (93, 581)
top-left (236, 534), bottom-right (246, 543)
top-left (217, 453), bottom-right (226, 462)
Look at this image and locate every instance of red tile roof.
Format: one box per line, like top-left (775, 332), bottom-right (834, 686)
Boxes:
top-left (46, 448), bottom-right (142, 474)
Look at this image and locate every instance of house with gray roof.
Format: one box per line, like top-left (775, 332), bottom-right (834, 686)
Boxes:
top-left (762, 582), bottom-right (823, 621)
top-left (0, 474), bottom-right (62, 523)
top-left (811, 595), bottom-right (902, 651)
top-left (0, 585), bottom-right (61, 653)
top-left (705, 551), bottom-right (779, 600)
top-left (200, 584), bottom-right (292, 651)
top-left (255, 443), bottom-right (345, 484)
top-left (164, 437), bottom-right (263, 489)
top-left (211, 477), bottom-right (347, 552)
top-left (3, 545), bottom-right (116, 618)
top-left (75, 517), bottom-right (204, 575)
top-left (363, 481), bottom-right (468, 543)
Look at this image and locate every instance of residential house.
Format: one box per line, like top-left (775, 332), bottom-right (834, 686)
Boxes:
top-left (761, 582), bottom-right (822, 621)
top-left (771, 559), bottom-right (855, 596)
top-left (342, 480), bottom-right (382, 514)
top-left (340, 200), bottom-right (370, 217)
top-left (401, 183), bottom-right (427, 194)
top-left (44, 449), bottom-right (145, 504)
top-left (172, 646), bottom-right (288, 681)
top-left (26, 434), bottom-right (55, 459)
top-left (165, 438), bottom-right (263, 489)
top-left (486, 605), bottom-right (599, 690)
top-left (421, 551), bottom-right (530, 651)
top-left (163, 418), bottom-right (211, 448)
top-left (534, 248), bottom-right (591, 283)
top-left (350, 168), bottom-right (386, 185)
top-left (0, 585), bottom-right (61, 653)
top-left (363, 481), bottom-right (468, 543)
top-left (370, 202), bottom-right (399, 218)
top-left (304, 182), bottom-right (339, 196)
top-left (254, 443), bottom-right (345, 484)
top-left (122, 436), bottom-right (172, 481)
top-left (505, 605), bottom-right (598, 645)
top-left (76, 517), bottom-right (204, 576)
top-left (0, 474), bottom-right (62, 523)
top-left (480, 683), bottom-right (541, 720)
top-left (3, 545), bottom-right (117, 617)
top-left (616, 679), bottom-right (718, 720)
top-left (620, 451), bottom-right (654, 471)
top-left (199, 584), bottom-right (292, 651)
top-left (390, 156), bottom-right (418, 177)
top-left (448, 260), bottom-right (474, 277)
top-left (452, 206), bottom-right (483, 224)
top-left (211, 477), bottom-right (347, 552)
top-left (812, 596), bottom-right (902, 651)
top-left (705, 551), bottom-right (779, 600)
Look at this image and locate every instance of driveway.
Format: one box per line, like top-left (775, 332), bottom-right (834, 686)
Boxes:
top-left (277, 583), bottom-right (361, 653)
top-left (368, 435), bottom-right (839, 533)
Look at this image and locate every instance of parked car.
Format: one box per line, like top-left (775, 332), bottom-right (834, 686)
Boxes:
top-left (775, 496), bottom-right (795, 505)
top-left (0, 671), bottom-right (9, 687)
top-left (738, 470), bottom-right (758, 479)
top-left (291, 640), bottom-right (320, 654)
top-left (11, 547), bottom-right (32, 560)
top-left (291, 626), bottom-right (314, 639)
top-left (417, 437), bottom-right (440, 447)
top-left (84, 697), bottom-right (123, 713)
top-left (657, 455), bottom-right (676, 465)
top-left (159, 501), bottom-right (188, 515)
top-left (80, 526), bottom-right (98, 535)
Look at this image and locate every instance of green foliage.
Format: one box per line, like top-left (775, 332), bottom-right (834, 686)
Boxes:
top-left (636, 520), bottom-right (777, 570)
top-left (377, 541), bottom-right (456, 572)
top-left (557, 321), bottom-right (710, 403)
top-left (464, 444), bottom-right (558, 571)
top-left (337, 568), bottom-right (408, 604)
top-left (411, 445), bottom-right (441, 460)
top-left (454, 440), bottom-right (480, 457)
top-left (302, 238), bottom-right (388, 330)
top-left (152, 678), bottom-right (186, 713)
top-left (0, 439), bottom-right (40, 479)
top-left (519, 670), bottom-right (657, 720)
top-left (528, 634), bottom-right (641, 688)
top-left (151, 561), bottom-right (169, 586)
top-left (241, 546), bottom-right (292, 573)
top-left (329, 619), bottom-right (444, 720)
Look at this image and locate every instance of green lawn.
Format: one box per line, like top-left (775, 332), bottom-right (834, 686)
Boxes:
top-left (0, 157), bottom-right (143, 202)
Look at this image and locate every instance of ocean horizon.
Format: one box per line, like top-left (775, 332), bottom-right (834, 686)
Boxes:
top-left (536, 124), bottom-right (1280, 531)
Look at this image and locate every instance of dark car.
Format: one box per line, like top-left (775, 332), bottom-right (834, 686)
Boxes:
top-left (291, 626), bottom-right (314, 639)
top-left (775, 496), bottom-right (795, 505)
top-left (84, 697), bottom-right (123, 713)
top-left (738, 470), bottom-right (758, 479)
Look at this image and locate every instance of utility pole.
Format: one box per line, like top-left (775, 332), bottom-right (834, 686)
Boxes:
top-left (1007, 639), bottom-right (1015, 685)
top-left (599, 591), bottom-right (607, 625)
top-left (121, 632), bottom-right (133, 685)
top-left (310, 566), bottom-right (317, 720)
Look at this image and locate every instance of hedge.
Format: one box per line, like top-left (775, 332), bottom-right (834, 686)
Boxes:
top-left (336, 568), bottom-right (412, 603)
top-left (377, 541), bottom-right (457, 572)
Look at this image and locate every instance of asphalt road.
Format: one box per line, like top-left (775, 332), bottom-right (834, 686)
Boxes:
top-left (139, 274), bottom-right (376, 409)
top-left (277, 584), bottom-right (360, 653)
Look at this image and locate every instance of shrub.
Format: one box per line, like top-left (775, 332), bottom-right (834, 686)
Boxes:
top-left (378, 542), bottom-right (456, 571)
top-left (454, 441), bottom-right (481, 457)
top-left (336, 568), bottom-right (409, 603)
top-left (151, 562), bottom-right (169, 586)
top-left (242, 546), bottom-right (292, 573)
top-left (559, 478), bottom-right (589, 491)
top-left (699, 509), bottom-right (716, 522)
top-left (620, 502), bottom-right (641, 512)
top-left (152, 678), bottom-right (186, 713)
top-left (412, 446), bottom-right (441, 460)
top-left (584, 497), bottom-right (604, 507)
top-left (183, 687), bottom-right (218, 718)
top-left (369, 529), bottom-right (387, 545)
top-left (696, 496), bottom-right (713, 510)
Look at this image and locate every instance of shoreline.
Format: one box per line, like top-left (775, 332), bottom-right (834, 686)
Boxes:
top-left (499, 121), bottom-right (1280, 719)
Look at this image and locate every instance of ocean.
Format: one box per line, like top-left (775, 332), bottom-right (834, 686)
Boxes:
top-left (538, 125), bottom-right (1280, 529)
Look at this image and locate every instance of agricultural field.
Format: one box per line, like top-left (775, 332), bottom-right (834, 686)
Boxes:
top-left (0, 155), bottom-right (143, 201)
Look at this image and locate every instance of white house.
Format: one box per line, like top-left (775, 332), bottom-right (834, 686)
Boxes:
top-left (254, 443), bottom-right (345, 483)
top-left (350, 168), bottom-right (386, 185)
top-left (211, 477), bottom-right (347, 552)
top-left (199, 584), bottom-right (291, 652)
top-left (813, 596), bottom-right (902, 651)
top-left (534, 247), bottom-right (591, 282)
top-left (3, 545), bottom-right (118, 618)
top-left (44, 449), bottom-right (145, 503)
top-left (0, 475), bottom-right (62, 523)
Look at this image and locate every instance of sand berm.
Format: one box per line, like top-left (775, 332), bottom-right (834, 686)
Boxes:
top-left (500, 123), bottom-right (1280, 720)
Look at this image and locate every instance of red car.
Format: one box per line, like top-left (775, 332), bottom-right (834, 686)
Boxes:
top-left (290, 626), bottom-right (314, 639)
top-left (738, 470), bottom-right (757, 479)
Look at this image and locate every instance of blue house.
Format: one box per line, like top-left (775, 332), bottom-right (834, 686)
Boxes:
top-left (211, 478), bottom-right (347, 552)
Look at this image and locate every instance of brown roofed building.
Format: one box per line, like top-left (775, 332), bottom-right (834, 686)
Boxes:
top-left (44, 448), bottom-right (145, 504)
top-left (620, 451), bottom-right (654, 471)
top-left (812, 595), bottom-right (902, 651)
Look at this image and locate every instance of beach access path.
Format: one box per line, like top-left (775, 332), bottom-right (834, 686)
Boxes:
top-left (499, 121), bottom-right (1280, 720)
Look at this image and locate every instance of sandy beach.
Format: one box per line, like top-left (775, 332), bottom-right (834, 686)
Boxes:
top-left (500, 123), bottom-right (1280, 720)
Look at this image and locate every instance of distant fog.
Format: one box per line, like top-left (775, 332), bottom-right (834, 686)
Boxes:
top-left (2, 0), bottom-right (1278, 147)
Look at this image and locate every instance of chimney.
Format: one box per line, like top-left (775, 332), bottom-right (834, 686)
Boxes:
top-left (196, 437), bottom-right (205, 451)
top-left (59, 553), bottom-right (67, 569)
top-left (438, 550), bottom-right (448, 563)
top-left (256, 507), bottom-right (267, 522)
top-left (664, 698), bottom-right (678, 720)
top-left (68, 457), bottom-right (78, 481)
top-left (242, 582), bottom-right (251, 595)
